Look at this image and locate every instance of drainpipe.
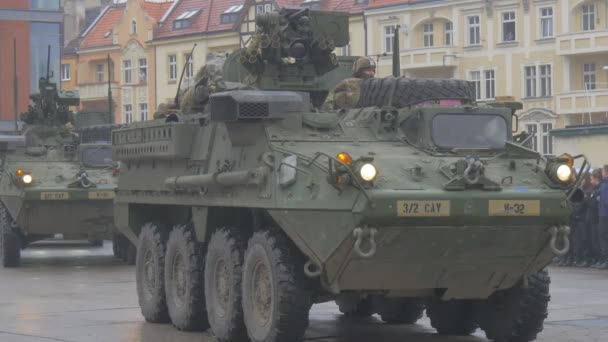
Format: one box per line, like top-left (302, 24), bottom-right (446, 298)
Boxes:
top-left (363, 13), bottom-right (368, 56)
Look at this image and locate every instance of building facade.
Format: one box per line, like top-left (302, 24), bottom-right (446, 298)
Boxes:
top-left (0, 0), bottom-right (63, 121)
top-left (365, 0), bottom-right (608, 158)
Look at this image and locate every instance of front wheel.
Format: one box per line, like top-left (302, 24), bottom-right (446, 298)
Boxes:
top-left (426, 299), bottom-right (478, 335)
top-left (164, 224), bottom-right (208, 331)
top-left (136, 222), bottom-right (170, 323)
top-left (375, 298), bottom-right (425, 324)
top-left (478, 270), bottom-right (551, 342)
top-left (0, 206), bottom-right (20, 268)
top-left (242, 230), bottom-right (312, 342)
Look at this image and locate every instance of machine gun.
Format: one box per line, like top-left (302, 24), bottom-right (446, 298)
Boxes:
top-left (226, 8), bottom-right (349, 96)
top-left (20, 45), bottom-right (80, 127)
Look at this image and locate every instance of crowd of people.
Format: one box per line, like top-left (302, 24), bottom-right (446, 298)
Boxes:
top-left (555, 165), bottom-right (608, 268)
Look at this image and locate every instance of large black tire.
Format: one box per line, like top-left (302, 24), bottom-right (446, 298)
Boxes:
top-left (478, 271), bottom-right (551, 342)
top-left (164, 224), bottom-right (209, 331)
top-left (136, 222), bottom-right (170, 323)
top-left (358, 77), bottom-right (476, 108)
top-left (0, 206), bottom-right (20, 268)
top-left (242, 229), bottom-right (312, 342)
top-left (205, 227), bottom-right (248, 342)
top-left (426, 299), bottom-right (478, 335)
top-left (336, 297), bottom-right (374, 318)
top-left (376, 298), bottom-right (425, 324)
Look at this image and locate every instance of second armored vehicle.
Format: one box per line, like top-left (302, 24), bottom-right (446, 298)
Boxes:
top-left (0, 56), bottom-right (121, 267)
top-left (111, 8), bottom-right (583, 342)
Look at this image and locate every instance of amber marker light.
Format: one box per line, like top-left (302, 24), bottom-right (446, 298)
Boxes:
top-left (337, 152), bottom-right (352, 165)
top-left (16, 169), bottom-right (24, 177)
top-left (560, 153), bottom-right (574, 167)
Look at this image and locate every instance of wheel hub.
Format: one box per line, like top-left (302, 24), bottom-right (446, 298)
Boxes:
top-left (172, 252), bottom-right (186, 306)
top-left (251, 260), bottom-right (272, 327)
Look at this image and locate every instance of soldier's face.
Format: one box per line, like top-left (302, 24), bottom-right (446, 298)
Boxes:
top-left (360, 68), bottom-right (376, 79)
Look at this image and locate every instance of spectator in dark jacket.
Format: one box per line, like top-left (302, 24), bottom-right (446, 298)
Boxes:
top-left (589, 169), bottom-right (603, 267)
top-left (598, 165), bottom-right (608, 268)
top-left (573, 173), bottom-right (592, 267)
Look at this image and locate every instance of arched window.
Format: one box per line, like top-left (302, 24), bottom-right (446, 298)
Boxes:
top-left (131, 20), bottom-right (137, 34)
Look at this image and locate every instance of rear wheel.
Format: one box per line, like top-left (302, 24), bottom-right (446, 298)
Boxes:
top-left (136, 222), bottom-right (170, 323)
top-left (0, 206), bottom-right (20, 268)
top-left (164, 224), bottom-right (208, 331)
top-left (205, 227), bottom-right (248, 342)
top-left (478, 271), bottom-right (551, 342)
top-left (126, 242), bottom-right (136, 265)
top-left (426, 299), bottom-right (478, 335)
top-left (375, 298), bottom-right (425, 324)
top-left (242, 229), bottom-right (312, 342)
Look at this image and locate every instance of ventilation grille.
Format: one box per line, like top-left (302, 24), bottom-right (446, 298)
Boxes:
top-left (239, 102), bottom-right (269, 118)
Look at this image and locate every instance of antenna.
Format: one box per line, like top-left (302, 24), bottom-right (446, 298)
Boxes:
top-left (13, 39), bottom-right (18, 132)
top-left (174, 43), bottom-right (197, 107)
top-left (392, 25), bottom-right (400, 77)
top-left (46, 44), bottom-right (51, 81)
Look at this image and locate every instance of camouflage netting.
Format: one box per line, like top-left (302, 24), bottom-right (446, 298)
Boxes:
top-left (23, 125), bottom-right (77, 147)
top-left (154, 54), bottom-right (228, 119)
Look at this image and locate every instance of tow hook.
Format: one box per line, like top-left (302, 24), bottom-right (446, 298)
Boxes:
top-left (549, 225), bottom-right (570, 256)
top-left (353, 226), bottom-right (378, 258)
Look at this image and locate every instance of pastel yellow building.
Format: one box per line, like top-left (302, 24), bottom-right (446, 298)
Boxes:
top-left (364, 0), bottom-right (608, 159)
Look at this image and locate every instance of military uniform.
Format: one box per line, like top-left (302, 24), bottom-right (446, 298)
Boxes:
top-left (324, 56), bottom-right (376, 111)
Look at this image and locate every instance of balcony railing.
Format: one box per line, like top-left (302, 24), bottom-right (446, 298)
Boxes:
top-left (557, 87), bottom-right (608, 115)
top-left (77, 83), bottom-right (118, 99)
top-left (556, 30), bottom-right (608, 55)
top-left (401, 46), bottom-right (457, 69)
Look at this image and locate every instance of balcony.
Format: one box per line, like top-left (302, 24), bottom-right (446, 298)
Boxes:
top-left (77, 83), bottom-right (118, 100)
top-left (556, 30), bottom-right (608, 56)
top-left (401, 46), bottom-right (458, 70)
top-left (557, 88), bottom-right (608, 115)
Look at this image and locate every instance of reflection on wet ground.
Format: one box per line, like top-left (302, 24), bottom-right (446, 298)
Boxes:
top-left (1, 240), bottom-right (607, 341)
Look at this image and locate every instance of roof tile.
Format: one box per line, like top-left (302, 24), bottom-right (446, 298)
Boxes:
top-left (81, 6), bottom-right (125, 48)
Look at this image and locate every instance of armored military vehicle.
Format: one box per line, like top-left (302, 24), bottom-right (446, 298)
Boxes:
top-left (0, 50), bottom-right (120, 267)
top-left (111, 8), bottom-right (584, 342)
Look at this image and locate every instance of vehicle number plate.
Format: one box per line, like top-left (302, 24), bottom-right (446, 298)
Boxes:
top-left (488, 200), bottom-right (540, 216)
top-left (40, 192), bottom-right (69, 200)
top-left (397, 200), bottom-right (450, 217)
top-left (88, 191), bottom-right (115, 200)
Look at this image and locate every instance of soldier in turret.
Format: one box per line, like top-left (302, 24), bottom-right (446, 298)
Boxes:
top-left (324, 56), bottom-right (376, 111)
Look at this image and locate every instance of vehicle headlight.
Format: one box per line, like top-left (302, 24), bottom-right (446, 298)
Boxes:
top-left (359, 163), bottom-right (377, 182)
top-left (22, 174), bottom-right (33, 184)
top-left (556, 164), bottom-right (572, 182)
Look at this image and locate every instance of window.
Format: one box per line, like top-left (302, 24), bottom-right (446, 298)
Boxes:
top-left (582, 4), bottom-right (595, 31)
top-left (502, 11), bottom-right (516, 42)
top-left (384, 25), bottom-right (396, 53)
top-left (169, 55), bottom-right (177, 81)
top-left (524, 64), bottom-right (552, 98)
top-left (540, 7), bottom-right (553, 38)
top-left (185, 53), bottom-right (193, 78)
top-left (131, 20), bottom-right (137, 34)
top-left (470, 71), bottom-right (481, 100)
top-left (97, 64), bottom-right (104, 82)
top-left (526, 124), bottom-right (538, 151)
top-left (470, 69), bottom-right (495, 100)
top-left (584, 63), bottom-right (596, 90)
top-left (139, 58), bottom-right (147, 82)
top-left (256, 3), bottom-right (273, 14)
top-left (221, 13), bottom-right (239, 24)
top-left (525, 66), bottom-right (537, 97)
top-left (123, 60), bottom-right (132, 84)
top-left (541, 123), bottom-right (553, 155)
top-left (30, 0), bottom-right (59, 10)
top-left (354, 0), bottom-right (368, 4)
top-left (423, 23), bottom-right (434, 47)
top-left (139, 103), bottom-right (148, 121)
top-left (445, 22), bottom-right (453, 46)
top-left (485, 70), bottom-right (495, 100)
top-left (124, 104), bottom-right (133, 124)
top-left (468, 15), bottom-right (481, 46)
top-left (539, 65), bottom-right (552, 97)
top-left (61, 64), bottom-right (70, 81)
top-left (525, 122), bottom-right (553, 155)
top-left (173, 10), bottom-right (199, 30)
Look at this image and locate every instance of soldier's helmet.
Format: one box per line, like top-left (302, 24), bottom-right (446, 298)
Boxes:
top-left (352, 56), bottom-right (376, 77)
